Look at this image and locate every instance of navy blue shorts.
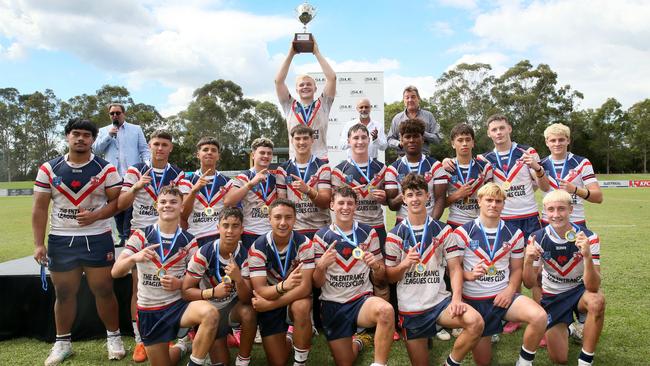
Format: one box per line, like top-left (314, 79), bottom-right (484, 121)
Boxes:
top-left (321, 295), bottom-right (370, 341)
top-left (138, 299), bottom-right (190, 346)
top-left (214, 300), bottom-right (238, 339)
top-left (465, 294), bottom-right (520, 336)
top-left (47, 232), bottom-right (115, 272)
top-left (504, 216), bottom-right (541, 240)
top-left (374, 226), bottom-right (387, 254)
top-left (257, 305), bottom-right (290, 338)
top-left (196, 234), bottom-right (219, 248)
top-left (241, 233), bottom-right (261, 251)
top-left (398, 296), bottom-right (452, 340)
top-left (541, 285), bottom-right (585, 329)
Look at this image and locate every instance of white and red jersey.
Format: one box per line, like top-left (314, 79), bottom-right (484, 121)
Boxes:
top-left (530, 226), bottom-right (600, 295)
top-left (186, 239), bottom-right (249, 309)
top-left (384, 155), bottom-right (450, 222)
top-left (331, 158), bottom-right (387, 228)
top-left (276, 157), bottom-right (331, 233)
top-left (540, 153), bottom-right (598, 225)
top-left (122, 163), bottom-right (190, 229)
top-left (34, 154), bottom-right (122, 236)
top-left (479, 143), bottom-right (540, 220)
top-left (185, 171), bottom-right (233, 240)
top-left (446, 158), bottom-right (493, 227)
top-left (231, 169), bottom-right (279, 236)
top-left (385, 218), bottom-right (459, 313)
top-left (312, 222), bottom-right (382, 304)
top-left (280, 94), bottom-right (334, 161)
top-left (123, 225), bottom-right (198, 309)
top-left (453, 218), bottom-right (525, 299)
top-left (247, 231), bottom-right (314, 285)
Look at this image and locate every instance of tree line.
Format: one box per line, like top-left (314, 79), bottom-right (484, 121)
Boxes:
top-left (1, 60), bottom-right (648, 182)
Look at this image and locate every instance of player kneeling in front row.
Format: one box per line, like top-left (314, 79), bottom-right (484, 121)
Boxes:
top-left (385, 173), bottom-right (484, 366)
top-left (247, 199), bottom-right (315, 366)
top-left (523, 190), bottom-right (605, 366)
top-left (312, 186), bottom-right (395, 366)
top-left (453, 183), bottom-right (547, 366)
top-left (182, 207), bottom-right (256, 366)
top-left (112, 186), bottom-right (218, 366)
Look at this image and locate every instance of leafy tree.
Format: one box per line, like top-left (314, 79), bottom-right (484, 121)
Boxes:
top-left (0, 88), bottom-right (21, 181)
top-left (628, 99), bottom-right (650, 173)
top-left (589, 98), bottom-right (629, 174)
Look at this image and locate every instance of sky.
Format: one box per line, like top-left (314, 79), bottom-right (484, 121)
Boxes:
top-left (1, 0), bottom-right (649, 117)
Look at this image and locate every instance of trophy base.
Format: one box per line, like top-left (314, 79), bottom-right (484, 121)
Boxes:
top-left (293, 33), bottom-right (314, 53)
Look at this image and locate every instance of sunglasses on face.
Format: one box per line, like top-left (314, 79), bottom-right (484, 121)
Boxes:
top-left (109, 111), bottom-right (122, 116)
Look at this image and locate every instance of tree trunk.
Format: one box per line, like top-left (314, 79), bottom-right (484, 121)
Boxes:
top-left (644, 147), bottom-right (647, 174)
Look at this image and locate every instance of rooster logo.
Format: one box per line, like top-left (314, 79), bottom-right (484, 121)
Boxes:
top-left (70, 180), bottom-right (82, 189)
top-left (557, 255), bottom-right (568, 265)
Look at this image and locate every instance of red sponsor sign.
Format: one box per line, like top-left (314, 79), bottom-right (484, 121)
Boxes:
top-left (631, 180), bottom-right (650, 188)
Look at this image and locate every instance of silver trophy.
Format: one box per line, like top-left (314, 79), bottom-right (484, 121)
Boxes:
top-left (293, 2), bottom-right (316, 53)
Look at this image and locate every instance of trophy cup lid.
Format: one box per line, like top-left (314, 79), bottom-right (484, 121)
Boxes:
top-left (295, 2), bottom-right (316, 31)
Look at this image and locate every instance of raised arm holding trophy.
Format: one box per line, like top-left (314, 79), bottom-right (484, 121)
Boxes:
top-left (275, 1), bottom-right (336, 162)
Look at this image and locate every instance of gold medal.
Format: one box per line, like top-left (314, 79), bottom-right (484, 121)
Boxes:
top-left (565, 229), bottom-right (577, 242)
top-left (204, 207), bottom-right (215, 216)
top-left (301, 192), bottom-right (309, 201)
top-left (157, 268), bottom-right (167, 279)
top-left (502, 182), bottom-right (511, 190)
top-left (261, 205), bottom-right (269, 215)
top-left (415, 262), bottom-right (426, 274)
top-left (486, 265), bottom-right (497, 276)
top-left (153, 201), bottom-right (158, 209)
top-left (222, 275), bottom-right (232, 284)
top-left (352, 247), bottom-right (364, 259)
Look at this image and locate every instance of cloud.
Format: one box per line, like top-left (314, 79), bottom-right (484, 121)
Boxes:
top-left (0, 42), bottom-right (26, 60)
top-left (467, 0), bottom-right (650, 107)
top-left (429, 21), bottom-right (455, 37)
top-left (448, 51), bottom-right (510, 75)
top-left (437, 0), bottom-right (478, 10)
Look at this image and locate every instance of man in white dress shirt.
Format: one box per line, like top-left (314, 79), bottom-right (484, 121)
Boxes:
top-left (339, 98), bottom-right (387, 159)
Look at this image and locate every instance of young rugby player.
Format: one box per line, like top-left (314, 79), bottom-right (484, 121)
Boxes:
top-left (182, 137), bottom-right (233, 247)
top-left (182, 207), bottom-right (256, 366)
top-left (33, 119), bottom-right (125, 365)
top-left (523, 190), bottom-right (605, 365)
top-left (312, 186), bottom-right (395, 366)
top-left (224, 138), bottom-right (278, 250)
top-left (112, 186), bottom-right (218, 366)
top-left (385, 119), bottom-right (448, 223)
top-left (453, 183), bottom-right (547, 366)
top-left (118, 129), bottom-right (190, 361)
top-left (385, 174), bottom-right (484, 366)
top-left (247, 199), bottom-right (315, 366)
top-left (275, 39), bottom-right (336, 161)
top-left (445, 123), bottom-right (493, 229)
top-left (277, 125), bottom-right (332, 239)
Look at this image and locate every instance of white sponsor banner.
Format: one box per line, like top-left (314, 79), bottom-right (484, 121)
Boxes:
top-left (308, 71), bottom-right (384, 166)
top-left (599, 180), bottom-right (630, 188)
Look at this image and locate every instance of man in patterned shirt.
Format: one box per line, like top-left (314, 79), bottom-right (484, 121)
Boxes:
top-left (183, 207), bottom-right (256, 366)
top-left (523, 190), bottom-right (605, 366)
top-left (275, 39), bottom-right (336, 161)
top-left (312, 186), bottom-right (394, 366)
top-left (182, 137), bottom-right (233, 246)
top-left (112, 186), bottom-right (218, 366)
top-left (117, 129), bottom-right (191, 361)
top-left (247, 199), bottom-right (315, 366)
top-left (33, 119), bottom-right (125, 365)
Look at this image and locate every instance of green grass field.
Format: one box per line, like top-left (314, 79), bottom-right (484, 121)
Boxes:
top-left (1, 178), bottom-right (649, 365)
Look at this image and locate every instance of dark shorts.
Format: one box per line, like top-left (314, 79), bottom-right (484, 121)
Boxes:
top-left (504, 216), bottom-right (541, 240)
top-left (541, 285), bottom-right (586, 329)
top-left (138, 299), bottom-right (190, 346)
top-left (374, 226), bottom-right (387, 254)
top-left (398, 296), bottom-right (452, 340)
top-left (196, 234), bottom-right (220, 248)
top-left (241, 233), bottom-right (261, 251)
top-left (257, 305), bottom-right (290, 338)
top-left (212, 300), bottom-right (238, 339)
top-left (47, 232), bottom-right (115, 272)
top-left (465, 294), bottom-right (520, 336)
top-left (321, 295), bottom-right (370, 341)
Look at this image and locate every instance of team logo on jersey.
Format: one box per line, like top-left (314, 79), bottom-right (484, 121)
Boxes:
top-left (573, 251), bottom-right (583, 259)
top-left (90, 176), bottom-right (100, 185)
top-left (557, 255), bottom-right (568, 265)
top-left (450, 175), bottom-right (458, 184)
top-left (178, 247), bottom-right (188, 257)
top-left (425, 172), bottom-right (432, 181)
top-left (106, 252), bottom-right (114, 261)
top-left (469, 240), bottom-right (479, 250)
top-left (502, 241), bottom-right (512, 250)
top-left (398, 173), bottom-right (405, 181)
top-left (70, 180), bottom-right (82, 189)
top-left (52, 176), bottom-right (62, 187)
top-left (345, 175), bottom-right (353, 184)
top-left (543, 251), bottom-right (552, 260)
top-left (286, 175), bottom-right (293, 184)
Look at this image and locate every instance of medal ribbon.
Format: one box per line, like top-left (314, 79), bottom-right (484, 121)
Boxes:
top-left (401, 154), bottom-right (427, 175)
top-left (404, 216), bottom-right (429, 258)
top-left (547, 223), bottom-right (581, 241)
top-left (200, 171), bottom-right (223, 208)
top-left (494, 145), bottom-right (514, 174)
top-left (454, 159), bottom-right (474, 185)
top-left (149, 164), bottom-right (170, 198)
top-left (252, 169), bottom-right (272, 205)
top-left (292, 99), bottom-right (321, 127)
top-left (293, 155), bottom-right (315, 183)
top-left (478, 221), bottom-right (502, 262)
top-left (349, 158), bottom-right (372, 185)
top-left (270, 232), bottom-right (294, 279)
top-left (155, 225), bottom-right (181, 268)
top-left (212, 239), bottom-right (225, 283)
top-left (333, 222), bottom-right (360, 249)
